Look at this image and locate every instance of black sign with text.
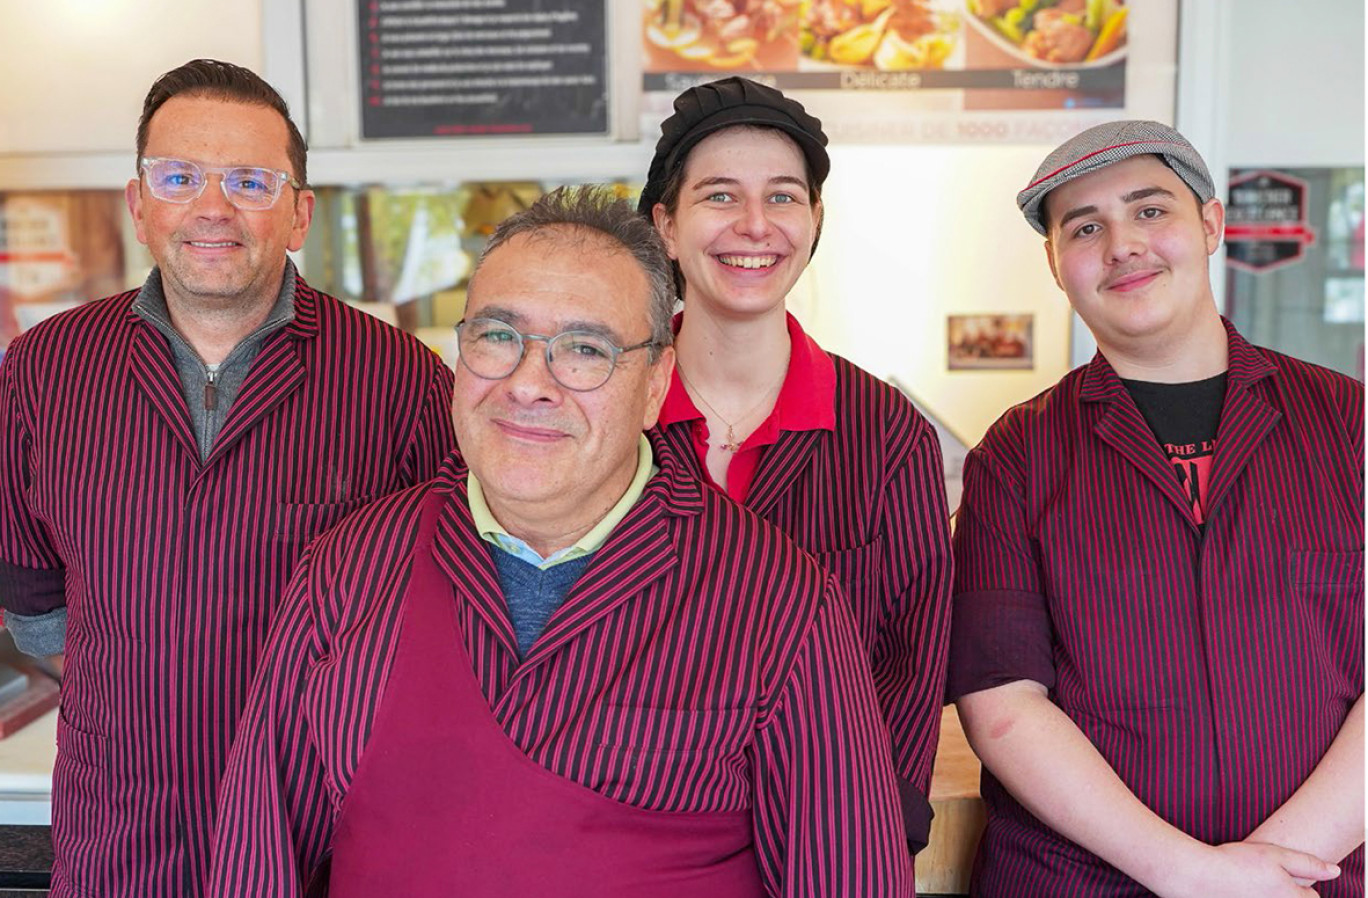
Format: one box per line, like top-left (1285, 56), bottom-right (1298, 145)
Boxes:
top-left (358, 0), bottom-right (608, 139)
top-left (1226, 170), bottom-right (1316, 274)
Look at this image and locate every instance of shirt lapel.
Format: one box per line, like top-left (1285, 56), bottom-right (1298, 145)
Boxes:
top-left (1082, 353), bottom-right (1200, 530)
top-left (127, 319), bottom-right (200, 462)
top-left (1205, 326), bottom-right (1281, 518)
top-left (744, 428), bottom-right (825, 518)
top-left (432, 479), bottom-right (522, 661)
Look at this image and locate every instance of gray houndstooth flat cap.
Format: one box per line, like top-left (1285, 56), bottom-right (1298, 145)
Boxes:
top-left (1017, 120), bottom-right (1216, 235)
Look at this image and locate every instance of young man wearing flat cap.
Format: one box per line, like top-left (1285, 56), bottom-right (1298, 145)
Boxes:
top-left (948, 120), bottom-right (1364, 897)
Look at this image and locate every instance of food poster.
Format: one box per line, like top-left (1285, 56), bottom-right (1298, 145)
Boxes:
top-left (642, 0), bottom-right (1128, 113)
top-left (0, 191), bottom-right (127, 350)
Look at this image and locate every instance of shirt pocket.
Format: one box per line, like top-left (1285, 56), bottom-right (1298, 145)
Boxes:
top-left (1287, 549), bottom-right (1365, 680)
top-left (595, 705), bottom-right (756, 811)
top-left (52, 712), bottom-right (109, 893)
top-left (274, 498), bottom-right (375, 545)
top-left (809, 539), bottom-right (883, 631)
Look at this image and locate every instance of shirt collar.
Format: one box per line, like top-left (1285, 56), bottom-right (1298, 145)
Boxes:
top-left (658, 311), bottom-right (836, 433)
top-left (1079, 316), bottom-right (1276, 402)
top-left (468, 433), bottom-right (657, 569)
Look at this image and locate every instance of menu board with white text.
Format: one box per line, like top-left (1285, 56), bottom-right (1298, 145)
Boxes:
top-left (360, 0), bottom-right (609, 138)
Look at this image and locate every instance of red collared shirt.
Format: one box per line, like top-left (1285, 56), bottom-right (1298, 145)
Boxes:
top-left (654, 313), bottom-right (953, 853)
top-left (659, 312), bottom-right (836, 504)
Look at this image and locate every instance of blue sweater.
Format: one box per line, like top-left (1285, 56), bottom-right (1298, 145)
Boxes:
top-left (490, 550), bottom-right (595, 657)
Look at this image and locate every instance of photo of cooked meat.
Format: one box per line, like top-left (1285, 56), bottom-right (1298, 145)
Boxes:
top-left (802, 0), bottom-right (961, 70)
top-left (968, 0), bottom-right (1127, 66)
top-left (643, 0), bottom-right (802, 71)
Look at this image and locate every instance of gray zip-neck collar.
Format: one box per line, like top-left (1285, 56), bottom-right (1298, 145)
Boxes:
top-left (132, 260), bottom-right (298, 352)
top-left (132, 260), bottom-right (299, 460)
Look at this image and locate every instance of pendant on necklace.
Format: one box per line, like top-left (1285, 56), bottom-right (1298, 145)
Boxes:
top-left (719, 424), bottom-right (741, 453)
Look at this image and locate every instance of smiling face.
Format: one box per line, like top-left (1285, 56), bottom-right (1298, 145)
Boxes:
top-left (452, 228), bottom-right (673, 544)
top-left (652, 126), bottom-right (820, 320)
top-left (125, 95), bottom-right (314, 315)
top-left (1044, 155), bottom-right (1224, 359)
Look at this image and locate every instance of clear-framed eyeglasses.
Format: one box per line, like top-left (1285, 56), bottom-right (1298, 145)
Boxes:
top-left (139, 156), bottom-right (303, 211)
top-left (455, 317), bottom-right (660, 392)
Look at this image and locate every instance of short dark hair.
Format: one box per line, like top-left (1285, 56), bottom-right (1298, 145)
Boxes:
top-left (479, 186), bottom-right (675, 360)
top-left (136, 59), bottom-right (308, 186)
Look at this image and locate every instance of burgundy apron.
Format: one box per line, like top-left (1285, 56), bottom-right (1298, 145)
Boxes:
top-left (325, 494), bottom-right (763, 897)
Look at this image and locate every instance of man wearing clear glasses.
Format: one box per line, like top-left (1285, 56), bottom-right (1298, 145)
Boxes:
top-left (0, 59), bottom-right (454, 897)
top-left (210, 187), bottom-right (913, 897)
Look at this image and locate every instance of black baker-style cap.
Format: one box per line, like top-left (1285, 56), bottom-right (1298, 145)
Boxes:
top-left (637, 77), bottom-right (830, 216)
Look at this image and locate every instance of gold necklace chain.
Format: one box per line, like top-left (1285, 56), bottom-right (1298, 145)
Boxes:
top-left (676, 364), bottom-right (786, 453)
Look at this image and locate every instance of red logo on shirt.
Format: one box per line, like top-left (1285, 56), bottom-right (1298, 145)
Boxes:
top-left (1165, 439), bottom-right (1216, 523)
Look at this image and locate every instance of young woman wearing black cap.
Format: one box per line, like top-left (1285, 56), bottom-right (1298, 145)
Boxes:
top-left (640, 76), bottom-right (954, 859)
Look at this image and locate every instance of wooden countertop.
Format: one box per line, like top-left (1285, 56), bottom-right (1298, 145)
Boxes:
top-left (918, 705), bottom-right (985, 896)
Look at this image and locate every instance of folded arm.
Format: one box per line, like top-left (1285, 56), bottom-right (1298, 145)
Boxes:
top-left (958, 680), bottom-right (1339, 898)
top-left (1247, 693), bottom-right (1364, 865)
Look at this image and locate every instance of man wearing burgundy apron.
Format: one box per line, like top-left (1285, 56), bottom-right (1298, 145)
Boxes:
top-left (211, 186), bottom-right (913, 897)
top-left (949, 121), bottom-right (1363, 897)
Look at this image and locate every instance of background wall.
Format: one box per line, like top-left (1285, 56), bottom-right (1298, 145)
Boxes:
top-left (1224, 0), bottom-right (1364, 169)
top-left (796, 144), bottom-right (1072, 446)
top-left (0, 0), bottom-right (263, 156)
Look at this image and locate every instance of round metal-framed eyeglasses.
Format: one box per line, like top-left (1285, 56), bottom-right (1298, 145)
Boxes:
top-left (455, 317), bottom-right (660, 392)
top-left (139, 156), bottom-right (303, 211)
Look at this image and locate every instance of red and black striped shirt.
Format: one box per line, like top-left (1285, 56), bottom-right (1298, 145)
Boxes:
top-left (0, 275), bottom-right (455, 898)
top-left (948, 321), bottom-right (1364, 897)
top-left (209, 438), bottom-right (913, 897)
top-left (655, 338), bottom-right (954, 847)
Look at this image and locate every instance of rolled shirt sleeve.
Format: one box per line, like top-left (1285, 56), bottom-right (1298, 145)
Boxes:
top-left (947, 431), bottom-right (1055, 702)
top-left (0, 340), bottom-right (68, 655)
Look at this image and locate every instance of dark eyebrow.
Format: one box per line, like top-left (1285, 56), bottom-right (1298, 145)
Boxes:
top-left (1057, 204), bottom-right (1098, 229)
top-left (689, 174), bottom-right (810, 195)
top-left (690, 175), bottom-right (739, 191)
top-left (474, 305), bottom-right (525, 326)
top-left (559, 320), bottom-right (627, 344)
top-left (474, 307), bottom-right (629, 345)
top-left (1122, 186), bottom-right (1177, 204)
top-left (1056, 186), bottom-right (1179, 231)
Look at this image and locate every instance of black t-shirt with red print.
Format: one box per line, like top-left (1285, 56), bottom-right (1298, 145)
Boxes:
top-left (1120, 372), bottom-right (1228, 524)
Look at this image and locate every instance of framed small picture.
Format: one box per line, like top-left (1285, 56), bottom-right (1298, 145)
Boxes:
top-left (947, 314), bottom-right (1034, 370)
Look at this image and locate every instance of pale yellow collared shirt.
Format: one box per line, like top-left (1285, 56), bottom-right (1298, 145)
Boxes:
top-left (468, 434), bottom-right (656, 569)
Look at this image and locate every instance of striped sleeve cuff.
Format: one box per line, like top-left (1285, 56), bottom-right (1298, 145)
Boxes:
top-left (899, 776), bottom-right (933, 852)
top-left (945, 589), bottom-right (1054, 703)
top-left (0, 560), bottom-right (67, 616)
top-left (5, 606), bottom-right (67, 657)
